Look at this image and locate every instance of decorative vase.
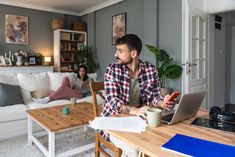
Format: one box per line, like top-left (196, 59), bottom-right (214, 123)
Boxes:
top-left (16, 56), bottom-right (23, 66)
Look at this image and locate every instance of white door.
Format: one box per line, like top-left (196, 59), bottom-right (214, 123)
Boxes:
top-left (183, 5), bottom-right (209, 110)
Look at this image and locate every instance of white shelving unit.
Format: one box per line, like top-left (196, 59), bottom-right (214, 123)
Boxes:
top-left (53, 29), bottom-right (87, 72)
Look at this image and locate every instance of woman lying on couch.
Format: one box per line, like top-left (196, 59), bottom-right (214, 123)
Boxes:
top-left (33, 65), bottom-right (93, 104)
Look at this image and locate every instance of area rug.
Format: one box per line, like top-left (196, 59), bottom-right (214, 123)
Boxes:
top-left (0, 127), bottom-right (95, 157)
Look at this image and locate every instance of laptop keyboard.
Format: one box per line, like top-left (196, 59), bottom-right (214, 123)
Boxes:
top-left (162, 113), bottom-right (174, 122)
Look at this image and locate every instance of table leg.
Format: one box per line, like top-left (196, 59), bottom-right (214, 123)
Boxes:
top-left (27, 116), bottom-right (32, 145)
top-left (48, 132), bottom-right (55, 157)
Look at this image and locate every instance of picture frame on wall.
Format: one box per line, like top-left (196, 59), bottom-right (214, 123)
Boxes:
top-left (28, 56), bottom-right (36, 65)
top-left (112, 13), bottom-right (126, 45)
top-left (5, 14), bottom-right (28, 44)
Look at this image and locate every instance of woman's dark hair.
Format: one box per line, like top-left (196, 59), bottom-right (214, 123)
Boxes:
top-left (77, 64), bottom-right (88, 81)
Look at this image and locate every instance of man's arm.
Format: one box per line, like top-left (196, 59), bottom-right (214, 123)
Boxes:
top-left (119, 105), bottom-right (150, 117)
top-left (150, 67), bottom-right (174, 110)
top-left (102, 65), bottom-right (125, 115)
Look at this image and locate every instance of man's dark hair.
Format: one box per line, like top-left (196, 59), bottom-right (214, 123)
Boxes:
top-left (115, 34), bottom-right (142, 55)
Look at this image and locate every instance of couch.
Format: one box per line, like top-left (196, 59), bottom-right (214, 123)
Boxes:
top-left (0, 72), bottom-right (104, 141)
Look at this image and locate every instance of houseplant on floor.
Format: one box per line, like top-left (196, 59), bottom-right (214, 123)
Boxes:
top-left (146, 45), bottom-right (183, 96)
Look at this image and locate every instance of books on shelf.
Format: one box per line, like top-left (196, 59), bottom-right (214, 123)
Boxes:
top-left (161, 134), bottom-right (235, 157)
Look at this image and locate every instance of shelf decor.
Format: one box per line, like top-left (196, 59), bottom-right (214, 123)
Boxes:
top-left (0, 56), bottom-right (6, 66)
top-left (5, 14), bottom-right (28, 44)
top-left (28, 56), bottom-right (36, 65)
top-left (53, 29), bottom-right (87, 72)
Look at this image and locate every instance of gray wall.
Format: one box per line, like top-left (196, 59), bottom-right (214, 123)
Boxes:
top-left (225, 11), bottom-right (235, 104)
top-left (230, 26), bottom-right (235, 103)
top-left (0, 4), bottom-right (81, 57)
top-left (214, 14), bottom-right (226, 107)
top-left (95, 0), bottom-right (146, 80)
top-left (0, 1), bottom-right (183, 91)
top-left (158, 0), bottom-right (182, 91)
top-left (85, 0), bottom-right (182, 92)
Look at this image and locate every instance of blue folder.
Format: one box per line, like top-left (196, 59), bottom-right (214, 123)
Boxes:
top-left (161, 134), bottom-right (235, 157)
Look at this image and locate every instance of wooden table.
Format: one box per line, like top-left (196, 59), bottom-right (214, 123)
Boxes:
top-left (107, 111), bottom-right (235, 157)
top-left (26, 102), bottom-right (95, 157)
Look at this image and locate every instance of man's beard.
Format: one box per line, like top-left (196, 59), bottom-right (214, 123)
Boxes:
top-left (116, 57), bottom-right (133, 65)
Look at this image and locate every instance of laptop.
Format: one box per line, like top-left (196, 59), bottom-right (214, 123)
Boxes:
top-left (161, 91), bottom-right (206, 124)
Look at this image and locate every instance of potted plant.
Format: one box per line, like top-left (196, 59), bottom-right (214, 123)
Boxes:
top-left (75, 45), bottom-right (97, 73)
top-left (146, 45), bottom-right (183, 95)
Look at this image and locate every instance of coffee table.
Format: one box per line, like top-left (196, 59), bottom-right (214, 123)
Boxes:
top-left (26, 102), bottom-right (95, 157)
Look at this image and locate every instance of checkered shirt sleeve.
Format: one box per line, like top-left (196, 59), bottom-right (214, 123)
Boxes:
top-left (101, 60), bottom-right (163, 141)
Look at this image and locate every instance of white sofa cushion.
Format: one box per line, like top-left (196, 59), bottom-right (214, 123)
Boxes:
top-left (0, 73), bottom-right (18, 85)
top-left (27, 93), bottom-right (105, 110)
top-left (0, 104), bottom-right (27, 122)
top-left (47, 72), bottom-right (76, 91)
top-left (17, 73), bottom-right (50, 103)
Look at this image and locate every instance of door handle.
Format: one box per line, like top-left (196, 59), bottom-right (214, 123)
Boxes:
top-left (182, 62), bottom-right (189, 66)
top-left (188, 63), bottom-right (197, 67)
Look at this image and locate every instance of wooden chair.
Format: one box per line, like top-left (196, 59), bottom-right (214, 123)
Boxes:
top-left (138, 152), bottom-right (149, 157)
top-left (89, 82), bottom-right (122, 157)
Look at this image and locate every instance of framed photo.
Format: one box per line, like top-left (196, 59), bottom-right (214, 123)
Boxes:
top-left (5, 58), bottom-right (12, 66)
top-left (28, 56), bottom-right (36, 65)
top-left (0, 56), bottom-right (6, 66)
top-left (5, 14), bottom-right (28, 44)
top-left (112, 13), bottom-right (126, 45)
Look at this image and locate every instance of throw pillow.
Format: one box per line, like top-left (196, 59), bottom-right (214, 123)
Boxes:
top-left (17, 73), bottom-right (50, 103)
top-left (30, 90), bottom-right (50, 99)
top-left (0, 83), bottom-right (24, 107)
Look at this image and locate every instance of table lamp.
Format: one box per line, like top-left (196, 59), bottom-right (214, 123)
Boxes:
top-left (44, 56), bottom-right (51, 65)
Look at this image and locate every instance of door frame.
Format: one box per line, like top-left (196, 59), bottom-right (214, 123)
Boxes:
top-left (182, 0), bottom-right (235, 110)
top-left (181, 0), bottom-right (212, 109)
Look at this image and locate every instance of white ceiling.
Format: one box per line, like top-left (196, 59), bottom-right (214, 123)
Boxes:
top-left (0, 0), bottom-right (123, 16)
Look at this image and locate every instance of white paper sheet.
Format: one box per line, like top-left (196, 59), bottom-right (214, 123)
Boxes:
top-left (89, 116), bottom-right (147, 133)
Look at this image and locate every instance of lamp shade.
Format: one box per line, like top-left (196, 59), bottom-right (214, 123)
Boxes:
top-left (44, 56), bottom-right (51, 62)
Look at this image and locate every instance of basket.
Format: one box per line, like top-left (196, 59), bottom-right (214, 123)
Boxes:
top-left (51, 19), bottom-right (64, 30)
top-left (73, 21), bottom-right (87, 31)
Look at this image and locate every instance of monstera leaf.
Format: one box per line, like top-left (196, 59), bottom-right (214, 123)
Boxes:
top-left (146, 44), bottom-right (183, 87)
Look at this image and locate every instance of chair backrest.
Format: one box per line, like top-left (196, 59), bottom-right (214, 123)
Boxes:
top-left (89, 81), bottom-right (122, 157)
top-left (89, 81), bottom-right (104, 118)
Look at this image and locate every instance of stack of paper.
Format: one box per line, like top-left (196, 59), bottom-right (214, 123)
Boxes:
top-left (90, 116), bottom-right (147, 133)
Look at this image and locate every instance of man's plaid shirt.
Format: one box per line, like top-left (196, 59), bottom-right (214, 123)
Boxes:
top-left (101, 59), bottom-right (163, 117)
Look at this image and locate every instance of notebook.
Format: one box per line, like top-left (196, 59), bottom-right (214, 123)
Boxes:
top-left (161, 134), bottom-right (235, 157)
top-left (161, 91), bottom-right (205, 124)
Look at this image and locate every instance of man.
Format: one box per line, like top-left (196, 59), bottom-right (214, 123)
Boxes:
top-left (101, 34), bottom-right (174, 157)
